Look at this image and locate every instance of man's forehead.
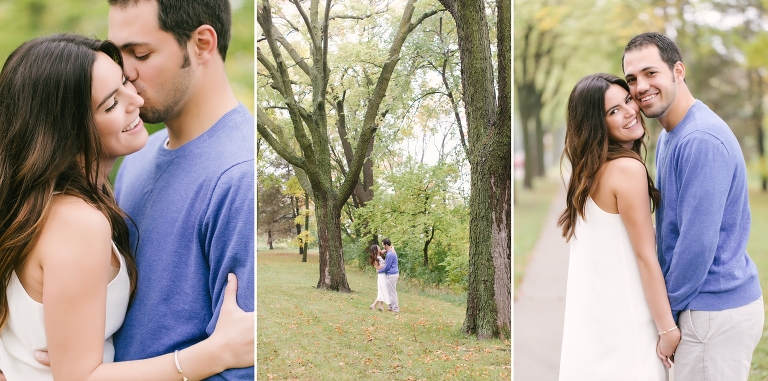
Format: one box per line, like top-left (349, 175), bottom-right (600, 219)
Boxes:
top-left (624, 47), bottom-right (663, 73)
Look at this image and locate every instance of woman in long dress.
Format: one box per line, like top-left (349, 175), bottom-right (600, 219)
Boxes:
top-left (0, 34), bottom-right (252, 380)
top-left (369, 245), bottom-right (390, 311)
top-left (557, 73), bottom-right (680, 380)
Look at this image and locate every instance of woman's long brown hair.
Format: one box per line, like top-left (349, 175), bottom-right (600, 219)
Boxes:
top-left (368, 244), bottom-right (380, 267)
top-left (557, 73), bottom-right (661, 241)
top-left (0, 34), bottom-right (139, 329)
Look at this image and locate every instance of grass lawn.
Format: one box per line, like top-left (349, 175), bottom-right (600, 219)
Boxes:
top-left (748, 188), bottom-right (768, 380)
top-left (256, 249), bottom-right (510, 380)
top-left (513, 176), bottom-right (560, 298)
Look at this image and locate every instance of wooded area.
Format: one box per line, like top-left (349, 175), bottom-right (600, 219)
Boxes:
top-left (257, 0), bottom-right (511, 339)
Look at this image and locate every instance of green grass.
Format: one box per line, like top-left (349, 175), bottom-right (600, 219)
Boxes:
top-left (513, 176), bottom-right (560, 298)
top-left (257, 249), bottom-right (511, 380)
top-left (748, 189), bottom-right (768, 380)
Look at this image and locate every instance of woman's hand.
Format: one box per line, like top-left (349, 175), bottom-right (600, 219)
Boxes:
top-left (207, 274), bottom-right (255, 369)
top-left (656, 328), bottom-right (681, 368)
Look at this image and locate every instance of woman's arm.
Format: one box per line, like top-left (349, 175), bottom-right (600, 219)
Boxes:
top-left (609, 158), bottom-right (680, 367)
top-left (37, 198), bottom-right (252, 381)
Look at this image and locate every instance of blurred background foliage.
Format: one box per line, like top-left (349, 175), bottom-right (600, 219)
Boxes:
top-left (0, 0), bottom-right (254, 178)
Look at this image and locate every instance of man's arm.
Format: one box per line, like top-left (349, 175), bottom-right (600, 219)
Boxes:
top-left (203, 161), bottom-right (255, 379)
top-left (378, 253), bottom-right (392, 274)
top-left (664, 133), bottom-right (733, 318)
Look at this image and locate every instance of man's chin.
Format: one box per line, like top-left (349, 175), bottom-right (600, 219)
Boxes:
top-left (641, 106), bottom-right (664, 119)
top-left (139, 109), bottom-right (168, 125)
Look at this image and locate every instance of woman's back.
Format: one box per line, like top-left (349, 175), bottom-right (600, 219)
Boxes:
top-left (0, 196), bottom-right (130, 381)
top-left (559, 160), bottom-right (665, 380)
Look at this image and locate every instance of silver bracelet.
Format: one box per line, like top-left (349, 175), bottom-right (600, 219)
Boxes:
top-left (658, 325), bottom-right (678, 335)
top-left (174, 350), bottom-right (188, 381)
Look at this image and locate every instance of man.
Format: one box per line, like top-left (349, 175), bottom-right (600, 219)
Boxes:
top-left (623, 32), bottom-right (763, 380)
top-left (377, 238), bottom-right (400, 312)
top-left (107, 0), bottom-right (254, 379)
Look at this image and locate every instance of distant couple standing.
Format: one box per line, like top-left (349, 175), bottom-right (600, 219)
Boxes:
top-left (369, 238), bottom-right (400, 313)
top-left (558, 32), bottom-right (763, 380)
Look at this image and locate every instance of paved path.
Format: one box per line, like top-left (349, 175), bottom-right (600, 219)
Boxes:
top-left (513, 183), bottom-right (569, 381)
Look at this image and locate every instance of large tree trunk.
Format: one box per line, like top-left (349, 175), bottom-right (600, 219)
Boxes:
top-left (440, 0), bottom-right (500, 340)
top-left (314, 192), bottom-right (350, 291)
top-left (491, 0), bottom-right (512, 339)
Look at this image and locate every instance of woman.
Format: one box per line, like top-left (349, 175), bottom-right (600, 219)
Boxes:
top-left (557, 73), bottom-right (679, 380)
top-left (368, 245), bottom-right (389, 311)
top-left (0, 34), bottom-right (252, 380)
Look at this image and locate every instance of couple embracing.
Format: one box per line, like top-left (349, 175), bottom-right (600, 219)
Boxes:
top-left (0, 0), bottom-right (254, 380)
top-left (369, 239), bottom-right (400, 313)
top-left (558, 32), bottom-right (764, 380)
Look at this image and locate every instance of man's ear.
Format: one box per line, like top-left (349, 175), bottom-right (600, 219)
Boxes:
top-left (190, 25), bottom-right (218, 65)
top-left (674, 61), bottom-right (686, 82)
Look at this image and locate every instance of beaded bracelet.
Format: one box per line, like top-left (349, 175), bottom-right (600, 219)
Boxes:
top-left (658, 325), bottom-right (678, 335)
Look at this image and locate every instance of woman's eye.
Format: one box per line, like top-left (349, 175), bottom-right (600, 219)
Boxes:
top-left (105, 98), bottom-right (119, 113)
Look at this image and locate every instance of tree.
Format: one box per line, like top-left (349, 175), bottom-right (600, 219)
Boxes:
top-left (257, 0), bottom-right (439, 291)
top-left (437, 0), bottom-right (511, 339)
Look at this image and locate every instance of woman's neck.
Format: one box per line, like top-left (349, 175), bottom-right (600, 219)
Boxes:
top-left (98, 157), bottom-right (117, 188)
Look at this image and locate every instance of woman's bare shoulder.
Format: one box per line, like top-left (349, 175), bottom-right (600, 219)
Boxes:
top-left (35, 195), bottom-right (111, 261)
top-left (601, 157), bottom-right (648, 183)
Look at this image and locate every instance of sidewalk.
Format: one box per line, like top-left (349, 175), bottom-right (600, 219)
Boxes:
top-left (513, 183), bottom-right (569, 381)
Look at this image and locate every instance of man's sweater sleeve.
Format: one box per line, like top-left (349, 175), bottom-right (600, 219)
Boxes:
top-left (378, 254), bottom-right (392, 274)
top-left (665, 132), bottom-right (733, 318)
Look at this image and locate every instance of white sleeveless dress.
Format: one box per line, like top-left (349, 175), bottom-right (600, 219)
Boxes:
top-left (559, 198), bottom-right (666, 381)
top-left (0, 242), bottom-right (130, 381)
top-left (375, 256), bottom-right (390, 304)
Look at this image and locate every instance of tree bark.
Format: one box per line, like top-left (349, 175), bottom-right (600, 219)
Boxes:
top-left (439, 0), bottom-right (501, 340)
top-left (423, 226), bottom-right (434, 267)
top-left (491, 0), bottom-right (512, 339)
top-left (293, 195), bottom-right (303, 256)
top-left (314, 191), bottom-right (350, 291)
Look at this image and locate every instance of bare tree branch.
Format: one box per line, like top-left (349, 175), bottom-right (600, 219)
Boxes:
top-left (291, 0), bottom-right (319, 50)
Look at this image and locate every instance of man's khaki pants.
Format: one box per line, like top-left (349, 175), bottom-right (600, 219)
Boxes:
top-left (673, 297), bottom-right (764, 381)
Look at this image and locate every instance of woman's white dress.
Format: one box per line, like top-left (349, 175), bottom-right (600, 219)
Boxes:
top-left (559, 198), bottom-right (666, 381)
top-left (0, 243), bottom-right (130, 380)
top-left (375, 256), bottom-right (390, 304)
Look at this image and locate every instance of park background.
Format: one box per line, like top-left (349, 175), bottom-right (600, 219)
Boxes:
top-left (515, 0), bottom-right (768, 380)
top-left (257, 0), bottom-right (512, 379)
